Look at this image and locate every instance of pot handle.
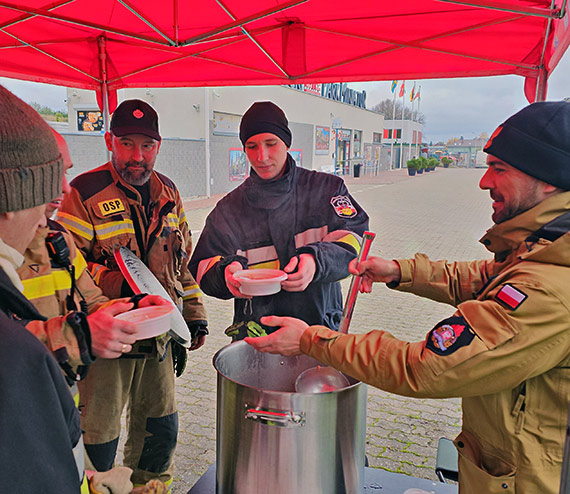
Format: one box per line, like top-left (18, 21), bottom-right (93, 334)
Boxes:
top-left (245, 406), bottom-right (305, 427)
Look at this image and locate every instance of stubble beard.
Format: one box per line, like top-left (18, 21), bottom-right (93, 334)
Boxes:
top-left (112, 157), bottom-right (152, 186)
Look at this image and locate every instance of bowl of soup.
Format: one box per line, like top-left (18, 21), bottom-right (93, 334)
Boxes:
top-left (233, 269), bottom-right (288, 296)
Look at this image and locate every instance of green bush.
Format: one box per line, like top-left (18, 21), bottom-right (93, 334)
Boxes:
top-left (406, 158), bottom-right (420, 170)
top-left (428, 157), bottom-right (439, 168)
top-left (419, 156), bottom-right (429, 169)
top-left (441, 157), bottom-right (453, 166)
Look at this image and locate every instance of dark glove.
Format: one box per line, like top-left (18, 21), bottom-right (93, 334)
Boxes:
top-left (188, 322), bottom-right (208, 350)
top-left (171, 340), bottom-right (188, 378)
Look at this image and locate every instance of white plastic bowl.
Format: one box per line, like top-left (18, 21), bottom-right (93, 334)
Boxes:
top-left (234, 269), bottom-right (288, 296)
top-left (114, 305), bottom-right (174, 340)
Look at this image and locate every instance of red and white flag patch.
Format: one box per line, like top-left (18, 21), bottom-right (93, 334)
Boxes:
top-left (495, 284), bottom-right (527, 310)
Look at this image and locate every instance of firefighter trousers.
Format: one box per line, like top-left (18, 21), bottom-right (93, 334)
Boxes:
top-left (78, 342), bottom-right (177, 485)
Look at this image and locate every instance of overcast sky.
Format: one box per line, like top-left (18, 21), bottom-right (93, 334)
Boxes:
top-left (1, 48), bottom-right (568, 143)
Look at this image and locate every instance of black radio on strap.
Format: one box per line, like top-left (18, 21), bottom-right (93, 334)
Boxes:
top-left (46, 231), bottom-right (88, 313)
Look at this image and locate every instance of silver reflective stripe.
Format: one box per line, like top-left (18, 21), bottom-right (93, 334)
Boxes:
top-left (243, 245), bottom-right (278, 265)
top-left (294, 226), bottom-right (328, 248)
top-left (73, 430), bottom-right (86, 483)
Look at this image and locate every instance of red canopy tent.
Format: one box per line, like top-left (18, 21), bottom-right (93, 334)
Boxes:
top-left (0, 0), bottom-right (568, 115)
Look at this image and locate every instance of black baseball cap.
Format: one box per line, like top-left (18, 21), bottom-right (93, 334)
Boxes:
top-left (110, 99), bottom-right (161, 141)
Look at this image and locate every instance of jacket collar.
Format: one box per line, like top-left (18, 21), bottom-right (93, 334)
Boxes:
top-left (244, 154), bottom-right (297, 210)
top-left (479, 191), bottom-right (570, 256)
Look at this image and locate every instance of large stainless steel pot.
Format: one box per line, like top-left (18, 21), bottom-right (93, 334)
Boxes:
top-left (213, 341), bottom-right (367, 494)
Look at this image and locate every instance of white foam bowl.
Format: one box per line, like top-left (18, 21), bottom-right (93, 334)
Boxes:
top-left (114, 305), bottom-right (174, 340)
top-left (234, 269), bottom-right (288, 296)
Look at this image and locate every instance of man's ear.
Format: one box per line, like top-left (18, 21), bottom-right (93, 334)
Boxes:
top-left (104, 132), bottom-right (113, 152)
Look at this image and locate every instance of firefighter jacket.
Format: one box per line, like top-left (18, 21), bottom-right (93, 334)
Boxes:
top-left (0, 263), bottom-right (82, 493)
top-left (300, 191), bottom-right (570, 494)
top-left (18, 220), bottom-right (108, 375)
top-left (57, 162), bottom-right (207, 355)
top-left (189, 155), bottom-right (369, 334)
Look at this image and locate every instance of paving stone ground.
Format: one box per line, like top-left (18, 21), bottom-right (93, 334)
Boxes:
top-left (122, 167), bottom-right (493, 492)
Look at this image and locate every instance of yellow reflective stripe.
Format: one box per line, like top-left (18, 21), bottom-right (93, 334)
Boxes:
top-left (56, 212), bottom-right (94, 241)
top-left (196, 255), bottom-right (221, 285)
top-left (250, 260), bottom-right (280, 269)
top-left (335, 232), bottom-right (361, 253)
top-left (94, 219), bottom-right (135, 240)
top-left (167, 213), bottom-right (179, 228)
top-left (294, 226), bottom-right (328, 248)
top-left (22, 274), bottom-right (57, 300)
top-left (90, 264), bottom-right (109, 284)
top-left (22, 254), bottom-right (87, 299)
top-left (81, 476), bottom-right (90, 494)
top-left (182, 283), bottom-right (203, 300)
top-left (179, 207), bottom-right (188, 228)
top-left (73, 250), bottom-right (87, 278)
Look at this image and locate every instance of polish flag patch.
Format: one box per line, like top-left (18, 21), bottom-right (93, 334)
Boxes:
top-left (495, 284), bottom-right (527, 310)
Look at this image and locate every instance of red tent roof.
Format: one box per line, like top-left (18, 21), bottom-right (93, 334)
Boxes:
top-left (0, 0), bottom-right (568, 106)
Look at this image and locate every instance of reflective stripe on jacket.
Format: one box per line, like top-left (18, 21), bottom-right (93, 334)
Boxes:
top-left (18, 220), bottom-right (108, 370)
top-left (189, 156), bottom-right (368, 332)
top-left (58, 162), bottom-right (206, 354)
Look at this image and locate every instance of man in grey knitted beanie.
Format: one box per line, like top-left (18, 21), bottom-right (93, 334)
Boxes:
top-left (0, 85), bottom-right (63, 215)
top-left (0, 85), bottom-right (82, 492)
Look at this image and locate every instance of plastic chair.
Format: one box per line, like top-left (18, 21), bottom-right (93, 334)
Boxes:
top-left (435, 437), bottom-right (459, 483)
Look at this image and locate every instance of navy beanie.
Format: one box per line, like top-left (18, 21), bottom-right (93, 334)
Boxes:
top-left (239, 101), bottom-right (292, 148)
top-left (484, 100), bottom-right (570, 190)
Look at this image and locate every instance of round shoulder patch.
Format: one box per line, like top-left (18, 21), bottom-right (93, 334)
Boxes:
top-left (426, 316), bottom-right (475, 356)
top-left (330, 195), bottom-right (357, 218)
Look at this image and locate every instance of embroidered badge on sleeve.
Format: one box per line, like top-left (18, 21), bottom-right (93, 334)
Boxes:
top-left (330, 195), bottom-right (357, 218)
top-left (495, 284), bottom-right (527, 310)
top-left (426, 316), bottom-right (475, 356)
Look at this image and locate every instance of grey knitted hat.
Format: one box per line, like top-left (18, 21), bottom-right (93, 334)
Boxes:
top-left (0, 85), bottom-right (63, 213)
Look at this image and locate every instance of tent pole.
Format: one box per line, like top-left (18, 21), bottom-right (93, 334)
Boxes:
top-left (98, 35), bottom-right (111, 161)
top-left (204, 87), bottom-right (211, 198)
top-left (535, 68), bottom-right (548, 101)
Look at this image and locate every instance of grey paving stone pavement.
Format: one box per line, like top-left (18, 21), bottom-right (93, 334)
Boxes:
top-left (124, 167), bottom-right (494, 492)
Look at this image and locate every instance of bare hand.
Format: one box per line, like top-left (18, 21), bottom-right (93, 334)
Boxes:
top-left (88, 302), bottom-right (138, 358)
top-left (348, 256), bottom-right (401, 293)
top-left (225, 261), bottom-right (251, 299)
top-left (244, 316), bottom-right (308, 356)
top-left (137, 294), bottom-right (171, 308)
top-left (282, 254), bottom-right (316, 292)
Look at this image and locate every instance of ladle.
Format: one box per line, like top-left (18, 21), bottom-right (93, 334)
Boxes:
top-left (294, 232), bottom-right (376, 393)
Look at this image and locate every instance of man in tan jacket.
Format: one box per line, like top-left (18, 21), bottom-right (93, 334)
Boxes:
top-left (247, 100), bottom-right (570, 494)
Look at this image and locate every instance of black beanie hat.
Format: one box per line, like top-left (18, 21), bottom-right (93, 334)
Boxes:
top-left (484, 101), bottom-right (570, 190)
top-left (239, 101), bottom-right (292, 148)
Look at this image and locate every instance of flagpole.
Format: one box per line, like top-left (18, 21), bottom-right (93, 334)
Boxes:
top-left (399, 81), bottom-right (405, 170)
top-left (409, 82), bottom-right (415, 159)
top-left (416, 86), bottom-right (421, 158)
top-left (390, 82), bottom-right (397, 170)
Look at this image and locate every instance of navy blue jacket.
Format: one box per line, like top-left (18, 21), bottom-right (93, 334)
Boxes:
top-left (190, 156), bottom-right (369, 335)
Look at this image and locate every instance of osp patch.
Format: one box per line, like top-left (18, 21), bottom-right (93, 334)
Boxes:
top-left (426, 316), bottom-right (475, 356)
top-left (495, 284), bottom-right (527, 310)
top-left (331, 195), bottom-right (357, 218)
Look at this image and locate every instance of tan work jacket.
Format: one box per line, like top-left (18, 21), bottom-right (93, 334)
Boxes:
top-left (18, 221), bottom-right (108, 370)
top-left (301, 191), bottom-right (570, 493)
top-left (57, 162), bottom-right (206, 355)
